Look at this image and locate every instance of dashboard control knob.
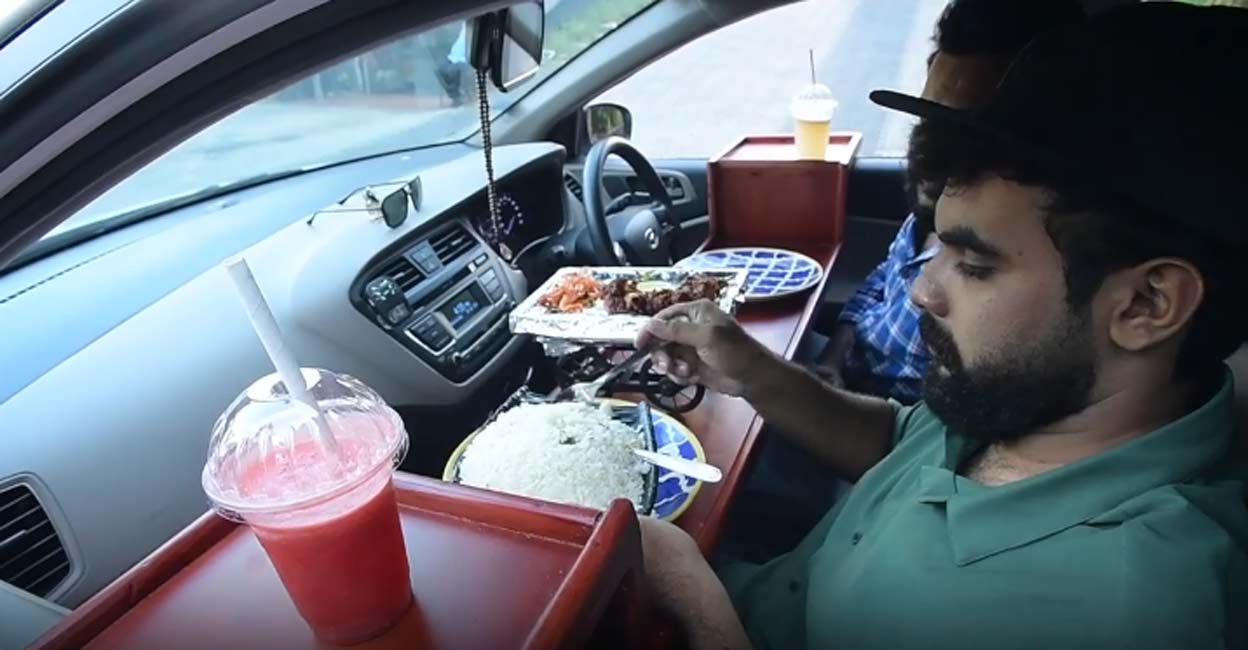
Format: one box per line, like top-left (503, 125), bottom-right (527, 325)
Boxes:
top-left (364, 276), bottom-right (409, 326)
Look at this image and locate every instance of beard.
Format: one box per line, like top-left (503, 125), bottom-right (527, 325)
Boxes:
top-left (918, 311), bottom-right (1097, 443)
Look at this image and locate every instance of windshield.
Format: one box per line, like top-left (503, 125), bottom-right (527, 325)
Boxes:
top-left (42, 0), bottom-right (654, 241)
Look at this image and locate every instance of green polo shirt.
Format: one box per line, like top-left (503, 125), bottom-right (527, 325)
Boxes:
top-left (722, 373), bottom-right (1248, 649)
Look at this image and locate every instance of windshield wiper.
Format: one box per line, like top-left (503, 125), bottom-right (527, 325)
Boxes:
top-left (3, 168), bottom-right (314, 273)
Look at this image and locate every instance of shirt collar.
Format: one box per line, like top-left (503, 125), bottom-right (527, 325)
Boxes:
top-left (911, 244), bottom-right (939, 265)
top-left (916, 370), bottom-right (1238, 566)
top-left (899, 213), bottom-right (938, 268)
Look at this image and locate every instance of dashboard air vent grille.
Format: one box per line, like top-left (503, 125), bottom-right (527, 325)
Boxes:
top-left (431, 225), bottom-right (476, 264)
top-left (378, 257), bottom-right (423, 292)
top-left (563, 174), bottom-right (583, 201)
top-left (0, 484), bottom-right (70, 598)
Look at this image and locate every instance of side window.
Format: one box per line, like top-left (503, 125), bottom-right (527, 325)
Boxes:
top-left (595, 0), bottom-right (947, 159)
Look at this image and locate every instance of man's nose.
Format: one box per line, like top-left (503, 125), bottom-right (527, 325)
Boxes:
top-left (910, 267), bottom-right (947, 318)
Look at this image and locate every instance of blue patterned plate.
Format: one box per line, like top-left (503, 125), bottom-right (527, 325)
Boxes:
top-left (634, 400), bottom-right (706, 521)
top-left (676, 247), bottom-right (823, 301)
top-left (443, 397), bottom-right (705, 522)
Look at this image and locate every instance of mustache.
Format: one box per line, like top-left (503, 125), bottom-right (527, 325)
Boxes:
top-left (919, 313), bottom-right (963, 372)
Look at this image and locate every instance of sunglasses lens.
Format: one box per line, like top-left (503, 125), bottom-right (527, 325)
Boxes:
top-left (381, 190), bottom-right (407, 228)
top-left (406, 177), bottom-right (421, 211)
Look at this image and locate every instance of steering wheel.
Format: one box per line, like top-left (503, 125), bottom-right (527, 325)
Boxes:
top-left (582, 137), bottom-right (681, 265)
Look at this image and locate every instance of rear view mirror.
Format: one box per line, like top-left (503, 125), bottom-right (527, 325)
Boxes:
top-left (585, 103), bottom-right (633, 144)
top-left (469, 2), bottom-right (545, 93)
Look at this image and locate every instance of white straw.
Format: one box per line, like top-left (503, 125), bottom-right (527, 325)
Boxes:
top-left (224, 256), bottom-right (339, 457)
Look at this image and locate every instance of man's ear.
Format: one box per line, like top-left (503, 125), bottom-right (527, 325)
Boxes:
top-left (1105, 258), bottom-right (1204, 352)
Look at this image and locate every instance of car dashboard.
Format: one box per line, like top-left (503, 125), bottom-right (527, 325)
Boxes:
top-left (349, 157), bottom-right (563, 383)
top-left (0, 141), bottom-right (571, 613)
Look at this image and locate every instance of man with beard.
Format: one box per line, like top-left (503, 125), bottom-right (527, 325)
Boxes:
top-left (633, 4), bottom-right (1248, 649)
top-left (743, 0), bottom-right (1084, 549)
top-left (814, 0), bottom-right (1084, 404)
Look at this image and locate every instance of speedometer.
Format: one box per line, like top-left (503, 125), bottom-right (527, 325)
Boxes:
top-left (496, 193), bottom-right (525, 237)
top-left (477, 193), bottom-right (525, 243)
top-left (478, 193), bottom-right (528, 260)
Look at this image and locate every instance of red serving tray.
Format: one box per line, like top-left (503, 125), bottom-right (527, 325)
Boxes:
top-left (712, 132), bottom-right (862, 166)
top-left (32, 473), bottom-right (647, 650)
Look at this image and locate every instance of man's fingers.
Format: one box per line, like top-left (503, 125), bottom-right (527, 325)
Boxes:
top-left (666, 371), bottom-right (692, 386)
top-left (651, 348), bottom-right (672, 375)
top-left (647, 317), bottom-right (711, 349)
top-left (668, 345), bottom-right (700, 370)
top-left (645, 300), bottom-right (722, 347)
top-left (635, 327), bottom-right (658, 351)
top-left (650, 300), bottom-right (703, 323)
top-left (663, 346), bottom-right (704, 385)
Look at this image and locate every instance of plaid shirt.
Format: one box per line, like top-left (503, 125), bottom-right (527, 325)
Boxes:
top-left (838, 215), bottom-right (938, 404)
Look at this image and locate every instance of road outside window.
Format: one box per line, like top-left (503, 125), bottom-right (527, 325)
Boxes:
top-left (596, 0), bottom-right (948, 159)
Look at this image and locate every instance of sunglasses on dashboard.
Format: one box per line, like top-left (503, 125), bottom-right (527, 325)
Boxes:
top-left (306, 176), bottom-right (421, 228)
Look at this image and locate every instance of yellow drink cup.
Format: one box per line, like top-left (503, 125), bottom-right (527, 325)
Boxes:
top-left (791, 83), bottom-right (838, 161)
top-left (794, 119), bottom-right (832, 160)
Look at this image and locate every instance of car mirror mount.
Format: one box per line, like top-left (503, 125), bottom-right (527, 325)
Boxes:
top-left (467, 2), bottom-right (545, 93)
top-left (463, 2), bottom-right (545, 263)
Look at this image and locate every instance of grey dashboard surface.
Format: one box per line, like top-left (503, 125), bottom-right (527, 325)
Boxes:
top-left (0, 581), bottom-right (65, 649)
top-left (0, 144), bottom-right (467, 404)
top-left (0, 142), bottom-right (560, 613)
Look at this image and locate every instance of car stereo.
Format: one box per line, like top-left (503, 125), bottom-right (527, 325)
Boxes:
top-left (354, 221), bottom-right (514, 382)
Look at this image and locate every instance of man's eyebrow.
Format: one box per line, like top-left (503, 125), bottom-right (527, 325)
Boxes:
top-left (937, 225), bottom-right (1006, 259)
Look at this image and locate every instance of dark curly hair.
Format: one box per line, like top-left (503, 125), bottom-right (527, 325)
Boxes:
top-left (908, 117), bottom-right (1246, 381)
top-left (908, 2), bottom-right (1085, 243)
top-left (933, 0), bottom-right (1085, 58)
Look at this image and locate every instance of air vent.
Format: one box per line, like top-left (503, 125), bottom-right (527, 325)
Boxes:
top-left (377, 257), bottom-right (423, 293)
top-left (563, 174), bottom-right (583, 201)
top-left (431, 225), bottom-right (476, 264)
top-left (0, 484), bottom-right (70, 599)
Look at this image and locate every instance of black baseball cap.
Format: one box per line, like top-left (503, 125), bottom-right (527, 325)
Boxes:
top-left (870, 2), bottom-right (1248, 250)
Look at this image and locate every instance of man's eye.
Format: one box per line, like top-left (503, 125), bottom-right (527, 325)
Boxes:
top-left (955, 262), bottom-right (994, 280)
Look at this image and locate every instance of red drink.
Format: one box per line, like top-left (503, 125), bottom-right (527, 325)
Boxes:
top-left (204, 370), bottom-right (412, 646)
top-left (240, 436), bottom-right (412, 645)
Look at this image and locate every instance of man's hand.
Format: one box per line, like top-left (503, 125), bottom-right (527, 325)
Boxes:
top-left (635, 300), bottom-right (773, 397)
top-left (639, 299), bottom-right (895, 482)
top-left (638, 517), bottom-right (753, 650)
top-left (810, 323), bottom-right (856, 389)
top-left (811, 362), bottom-right (846, 389)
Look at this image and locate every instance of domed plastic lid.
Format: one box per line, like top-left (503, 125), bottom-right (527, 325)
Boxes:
top-left (790, 83), bottom-right (839, 122)
top-left (202, 368), bottom-right (408, 521)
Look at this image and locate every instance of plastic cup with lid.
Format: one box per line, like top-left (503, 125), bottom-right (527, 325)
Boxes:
top-left (202, 367), bottom-right (412, 646)
top-left (791, 83), bottom-right (839, 160)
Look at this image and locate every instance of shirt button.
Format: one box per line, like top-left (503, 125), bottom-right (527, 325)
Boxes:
top-left (850, 531), bottom-right (863, 545)
top-left (788, 579), bottom-right (802, 593)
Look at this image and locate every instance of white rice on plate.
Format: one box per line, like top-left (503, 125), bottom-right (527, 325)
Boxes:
top-left (458, 401), bottom-right (649, 511)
